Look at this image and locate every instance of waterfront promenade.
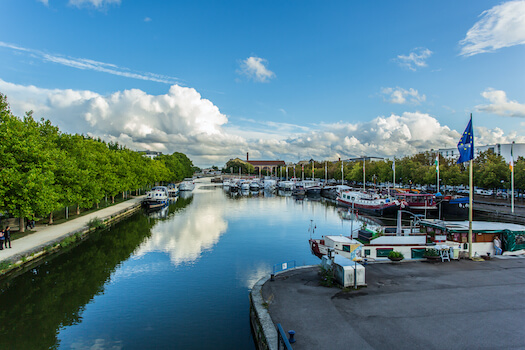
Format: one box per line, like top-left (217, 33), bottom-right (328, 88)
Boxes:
top-left (258, 258), bottom-right (525, 350)
top-left (0, 196), bottom-right (143, 265)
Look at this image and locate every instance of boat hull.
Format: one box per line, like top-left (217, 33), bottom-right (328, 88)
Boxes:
top-left (336, 197), bottom-right (399, 216)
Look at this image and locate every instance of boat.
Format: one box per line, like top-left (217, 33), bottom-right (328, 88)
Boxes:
top-left (419, 219), bottom-right (525, 257)
top-left (142, 186), bottom-right (169, 210)
top-left (309, 211), bottom-right (429, 261)
top-left (167, 184), bottom-right (179, 198)
top-left (439, 195), bottom-right (469, 219)
top-left (262, 179), bottom-right (277, 191)
top-left (336, 190), bottom-right (400, 216)
top-left (240, 180), bottom-right (250, 191)
top-left (321, 185), bottom-right (352, 200)
top-left (278, 180), bottom-right (295, 191)
top-left (393, 192), bottom-right (437, 213)
top-left (292, 183), bottom-right (305, 196)
top-left (179, 178), bottom-right (196, 191)
top-left (249, 181), bottom-right (261, 191)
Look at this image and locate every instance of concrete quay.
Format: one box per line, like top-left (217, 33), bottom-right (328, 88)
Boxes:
top-left (0, 196), bottom-right (144, 269)
top-left (252, 257), bottom-right (525, 350)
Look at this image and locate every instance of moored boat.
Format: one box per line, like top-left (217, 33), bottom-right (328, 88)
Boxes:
top-left (393, 191), bottom-right (437, 213)
top-left (179, 178), bottom-right (196, 191)
top-left (142, 186), bottom-right (169, 210)
top-left (336, 190), bottom-right (400, 216)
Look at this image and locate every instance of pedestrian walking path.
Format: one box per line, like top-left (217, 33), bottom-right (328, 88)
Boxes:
top-left (0, 196), bottom-right (144, 264)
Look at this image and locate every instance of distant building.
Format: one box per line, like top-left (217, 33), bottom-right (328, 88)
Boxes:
top-left (139, 150), bottom-right (162, 160)
top-left (245, 152), bottom-right (286, 173)
top-left (437, 143), bottom-right (524, 163)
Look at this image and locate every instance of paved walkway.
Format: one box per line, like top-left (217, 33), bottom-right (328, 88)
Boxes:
top-left (0, 196), bottom-right (143, 263)
top-left (260, 257), bottom-right (525, 350)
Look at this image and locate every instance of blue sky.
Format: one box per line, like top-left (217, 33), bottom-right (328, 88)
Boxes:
top-left (1, 0), bottom-right (524, 166)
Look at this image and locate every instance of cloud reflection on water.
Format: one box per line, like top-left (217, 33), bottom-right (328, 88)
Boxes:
top-left (135, 187), bottom-right (228, 266)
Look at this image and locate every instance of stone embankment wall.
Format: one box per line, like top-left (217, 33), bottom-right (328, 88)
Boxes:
top-left (0, 202), bottom-right (142, 276)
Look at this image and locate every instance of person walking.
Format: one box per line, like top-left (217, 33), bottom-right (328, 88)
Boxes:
top-left (4, 226), bottom-right (11, 249)
top-left (493, 235), bottom-right (502, 255)
top-left (0, 228), bottom-right (4, 250)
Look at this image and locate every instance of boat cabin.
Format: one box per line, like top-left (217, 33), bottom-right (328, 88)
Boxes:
top-left (420, 219), bottom-right (525, 255)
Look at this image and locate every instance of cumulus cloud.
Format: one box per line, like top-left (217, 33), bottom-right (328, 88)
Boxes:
top-left (381, 87), bottom-right (426, 104)
top-left (2, 79), bottom-right (522, 166)
top-left (476, 89), bottom-right (525, 117)
top-left (238, 56), bottom-right (275, 82)
top-left (459, 1), bottom-right (525, 56)
top-left (396, 48), bottom-right (432, 71)
top-left (69, 0), bottom-right (121, 8)
top-left (0, 41), bottom-right (179, 85)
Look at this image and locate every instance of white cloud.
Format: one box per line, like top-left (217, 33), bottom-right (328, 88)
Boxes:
top-left (396, 48), bottom-right (432, 71)
top-left (476, 89), bottom-right (525, 117)
top-left (69, 0), bottom-right (121, 8)
top-left (144, 17), bottom-right (152, 22)
top-left (37, 0), bottom-right (49, 6)
top-left (0, 41), bottom-right (179, 84)
top-left (459, 1), bottom-right (525, 57)
top-left (381, 87), bottom-right (426, 105)
top-left (2, 79), bottom-right (522, 166)
top-left (238, 56), bottom-right (275, 82)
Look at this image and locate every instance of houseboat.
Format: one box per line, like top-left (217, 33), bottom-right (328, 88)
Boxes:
top-left (393, 192), bottom-right (437, 213)
top-left (337, 191), bottom-right (400, 216)
top-left (419, 219), bottom-right (525, 256)
top-left (142, 186), bottom-right (169, 211)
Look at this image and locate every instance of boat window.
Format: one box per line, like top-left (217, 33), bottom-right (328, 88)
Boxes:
top-left (342, 245), bottom-right (351, 252)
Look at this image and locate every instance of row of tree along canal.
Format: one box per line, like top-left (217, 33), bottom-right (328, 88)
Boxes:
top-left (0, 93), bottom-right (196, 232)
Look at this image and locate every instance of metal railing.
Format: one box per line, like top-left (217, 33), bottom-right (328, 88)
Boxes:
top-left (276, 323), bottom-right (293, 350)
top-left (273, 260), bottom-right (296, 275)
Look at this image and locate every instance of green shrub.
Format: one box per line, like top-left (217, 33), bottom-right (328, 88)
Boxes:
top-left (87, 217), bottom-right (106, 230)
top-left (388, 251), bottom-right (404, 259)
top-left (319, 265), bottom-right (336, 287)
top-left (0, 261), bottom-right (12, 271)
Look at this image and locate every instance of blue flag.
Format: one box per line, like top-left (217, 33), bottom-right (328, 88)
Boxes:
top-left (457, 116), bottom-right (474, 164)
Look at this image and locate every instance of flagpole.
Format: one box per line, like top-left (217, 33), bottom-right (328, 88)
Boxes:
top-left (363, 158), bottom-right (366, 191)
top-left (436, 153), bottom-right (440, 192)
top-left (341, 160), bottom-right (344, 184)
top-left (468, 158), bottom-right (473, 259)
top-left (511, 141), bottom-right (515, 213)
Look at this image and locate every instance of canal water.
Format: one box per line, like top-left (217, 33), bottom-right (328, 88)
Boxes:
top-left (0, 180), bottom-right (368, 349)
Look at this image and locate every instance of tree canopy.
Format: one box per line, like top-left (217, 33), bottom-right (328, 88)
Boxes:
top-left (0, 93), bottom-right (195, 221)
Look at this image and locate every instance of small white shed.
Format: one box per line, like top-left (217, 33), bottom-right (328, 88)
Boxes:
top-left (322, 255), bottom-right (366, 287)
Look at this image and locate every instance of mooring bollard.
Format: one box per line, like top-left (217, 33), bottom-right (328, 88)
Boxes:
top-left (270, 274), bottom-right (275, 281)
top-left (288, 330), bottom-right (296, 344)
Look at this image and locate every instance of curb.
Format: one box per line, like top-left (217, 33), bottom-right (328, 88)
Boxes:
top-left (249, 265), bottom-right (316, 350)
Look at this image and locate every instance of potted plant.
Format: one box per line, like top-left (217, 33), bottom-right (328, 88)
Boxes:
top-left (388, 251), bottom-right (404, 262)
top-left (423, 248), bottom-right (440, 261)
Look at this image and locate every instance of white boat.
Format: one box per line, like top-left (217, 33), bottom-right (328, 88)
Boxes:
top-left (240, 181), bottom-right (250, 191)
top-left (249, 181), bottom-right (261, 191)
top-left (179, 178), bottom-right (195, 191)
top-left (262, 179), bottom-right (277, 191)
top-left (167, 184), bottom-right (179, 198)
top-left (310, 211), bottom-right (428, 261)
top-left (278, 180), bottom-right (295, 191)
top-left (142, 186), bottom-right (169, 210)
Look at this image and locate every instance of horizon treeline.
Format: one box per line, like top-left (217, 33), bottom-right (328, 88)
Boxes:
top-left (0, 93), bottom-right (194, 225)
